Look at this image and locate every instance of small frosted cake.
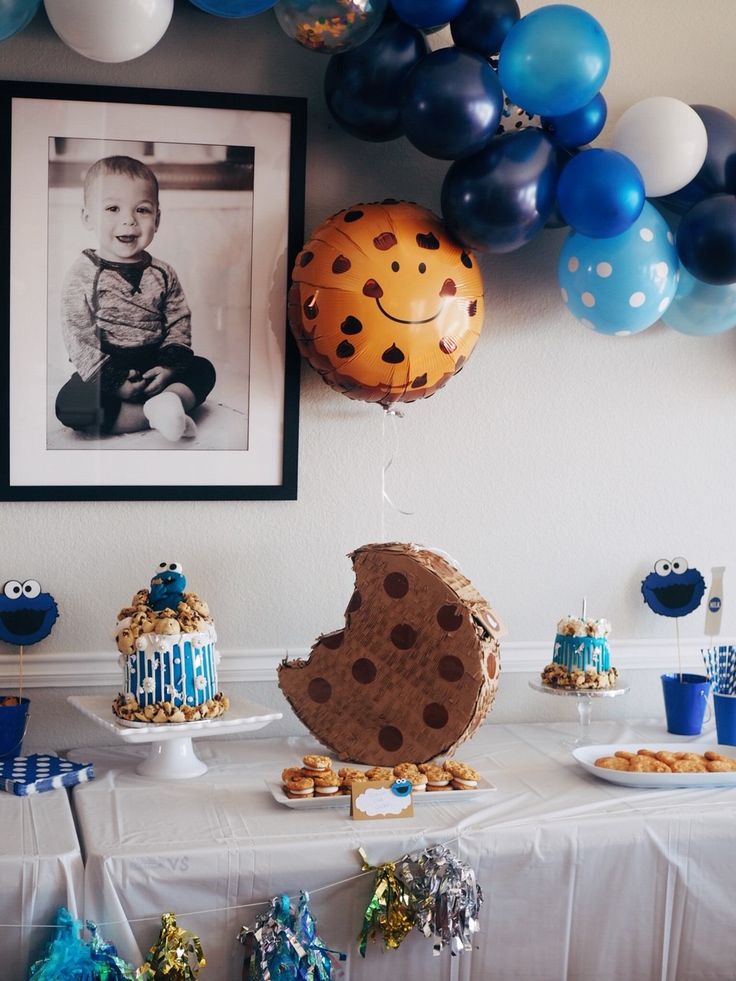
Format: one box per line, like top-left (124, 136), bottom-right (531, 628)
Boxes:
top-left (541, 615), bottom-right (618, 689)
top-left (112, 562), bottom-right (229, 724)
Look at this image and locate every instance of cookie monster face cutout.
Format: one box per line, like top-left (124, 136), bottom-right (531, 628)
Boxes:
top-left (149, 562), bottom-right (187, 612)
top-left (641, 558), bottom-right (706, 618)
top-left (0, 580), bottom-right (59, 646)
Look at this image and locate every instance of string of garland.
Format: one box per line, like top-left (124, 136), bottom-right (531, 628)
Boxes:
top-left (26, 841), bottom-right (481, 978)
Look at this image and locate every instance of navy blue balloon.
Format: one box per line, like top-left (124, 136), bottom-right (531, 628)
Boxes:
top-left (390, 0), bottom-right (467, 31)
top-left (189, 0), bottom-right (276, 14)
top-left (677, 193), bottom-right (736, 285)
top-left (450, 0), bottom-right (520, 56)
top-left (542, 93), bottom-right (607, 148)
top-left (0, 0), bottom-right (39, 40)
top-left (557, 148), bottom-right (644, 238)
top-left (660, 105), bottom-right (736, 215)
top-left (441, 128), bottom-right (559, 252)
top-left (324, 20), bottom-right (427, 142)
top-left (401, 47), bottom-right (503, 159)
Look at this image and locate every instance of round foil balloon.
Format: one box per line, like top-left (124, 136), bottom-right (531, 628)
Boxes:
top-left (273, 0), bottom-right (387, 53)
top-left (288, 201), bottom-right (484, 405)
top-left (44, 0), bottom-right (174, 62)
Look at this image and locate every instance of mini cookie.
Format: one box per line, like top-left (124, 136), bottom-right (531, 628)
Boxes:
top-left (312, 770), bottom-right (341, 795)
top-left (338, 767), bottom-right (365, 793)
top-left (153, 616), bottom-right (180, 635)
top-left (628, 756), bottom-right (671, 773)
top-left (636, 748), bottom-right (659, 758)
top-left (281, 766), bottom-right (303, 782)
top-left (444, 760), bottom-right (480, 782)
top-left (671, 758), bottom-right (708, 773)
top-left (285, 775), bottom-right (314, 798)
top-left (418, 763), bottom-right (452, 789)
top-left (704, 751), bottom-right (736, 763)
top-left (302, 754), bottom-right (332, 774)
top-left (365, 766), bottom-right (393, 781)
top-left (595, 756), bottom-right (631, 771)
top-left (654, 752), bottom-right (680, 766)
top-left (614, 751), bottom-right (637, 760)
top-left (706, 758), bottom-right (736, 772)
top-left (393, 762), bottom-right (423, 780)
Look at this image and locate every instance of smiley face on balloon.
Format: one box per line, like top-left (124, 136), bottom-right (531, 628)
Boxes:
top-left (0, 579), bottom-right (59, 646)
top-left (288, 200), bottom-right (484, 405)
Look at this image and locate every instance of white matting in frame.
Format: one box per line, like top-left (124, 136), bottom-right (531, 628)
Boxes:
top-left (3, 83), bottom-right (305, 500)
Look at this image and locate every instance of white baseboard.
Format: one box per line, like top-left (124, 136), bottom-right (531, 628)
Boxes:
top-left (0, 637), bottom-right (728, 689)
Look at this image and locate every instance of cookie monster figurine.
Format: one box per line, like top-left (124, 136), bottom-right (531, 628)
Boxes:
top-left (641, 557), bottom-right (706, 618)
top-left (149, 562), bottom-right (187, 612)
top-left (0, 579), bottom-right (59, 646)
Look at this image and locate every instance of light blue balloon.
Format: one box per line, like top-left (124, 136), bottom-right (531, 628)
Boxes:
top-left (558, 202), bottom-right (678, 336)
top-left (663, 265), bottom-right (736, 336)
top-left (498, 4), bottom-right (610, 118)
top-left (0, 0), bottom-right (40, 40)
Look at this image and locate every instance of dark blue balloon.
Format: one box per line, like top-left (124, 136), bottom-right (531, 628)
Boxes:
top-left (189, 0), bottom-right (276, 14)
top-left (441, 128), bottom-right (558, 252)
top-left (677, 194), bottom-right (736, 285)
top-left (557, 148), bottom-right (644, 238)
top-left (390, 0), bottom-right (467, 31)
top-left (542, 93), bottom-right (607, 148)
top-left (324, 20), bottom-right (427, 142)
top-left (450, 0), bottom-right (520, 56)
top-left (659, 105), bottom-right (736, 214)
top-left (401, 47), bottom-right (503, 159)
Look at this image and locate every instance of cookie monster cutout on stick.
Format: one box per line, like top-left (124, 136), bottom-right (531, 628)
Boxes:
top-left (148, 561), bottom-right (187, 612)
top-left (641, 558), bottom-right (706, 618)
top-left (0, 579), bottom-right (59, 646)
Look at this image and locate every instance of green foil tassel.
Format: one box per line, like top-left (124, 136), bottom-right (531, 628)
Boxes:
top-left (358, 850), bottom-right (414, 956)
top-left (136, 912), bottom-right (205, 980)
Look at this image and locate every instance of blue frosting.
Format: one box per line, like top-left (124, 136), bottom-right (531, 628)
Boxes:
top-left (553, 633), bottom-right (610, 672)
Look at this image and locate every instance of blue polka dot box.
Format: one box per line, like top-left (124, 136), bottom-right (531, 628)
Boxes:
top-left (1, 753), bottom-right (93, 795)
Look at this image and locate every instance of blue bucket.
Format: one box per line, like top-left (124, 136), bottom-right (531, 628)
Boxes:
top-left (661, 673), bottom-right (711, 736)
top-left (0, 697), bottom-right (30, 760)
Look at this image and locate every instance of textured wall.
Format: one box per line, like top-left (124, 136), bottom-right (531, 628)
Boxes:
top-left (0, 0), bottom-right (734, 749)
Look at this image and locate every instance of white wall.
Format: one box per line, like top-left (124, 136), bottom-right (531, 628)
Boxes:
top-left (1, 0), bottom-right (735, 750)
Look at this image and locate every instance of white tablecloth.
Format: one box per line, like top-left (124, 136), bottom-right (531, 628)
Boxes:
top-left (0, 784), bottom-right (85, 981)
top-left (70, 718), bottom-right (736, 981)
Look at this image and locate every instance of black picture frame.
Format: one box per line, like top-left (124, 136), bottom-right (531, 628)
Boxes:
top-left (0, 80), bottom-right (306, 501)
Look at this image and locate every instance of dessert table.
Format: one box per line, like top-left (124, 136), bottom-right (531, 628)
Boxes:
top-left (0, 777), bottom-right (85, 980)
top-left (69, 719), bottom-right (736, 981)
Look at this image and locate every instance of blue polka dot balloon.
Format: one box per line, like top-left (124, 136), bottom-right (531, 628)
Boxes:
top-left (558, 202), bottom-right (678, 336)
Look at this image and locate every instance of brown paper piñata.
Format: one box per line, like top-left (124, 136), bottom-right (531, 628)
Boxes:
top-left (277, 543), bottom-right (504, 765)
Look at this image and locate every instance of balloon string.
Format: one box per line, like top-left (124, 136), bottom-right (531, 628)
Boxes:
top-left (381, 406), bottom-right (414, 540)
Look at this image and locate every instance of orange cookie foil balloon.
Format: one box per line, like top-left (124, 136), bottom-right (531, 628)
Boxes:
top-left (288, 201), bottom-right (484, 406)
top-left (277, 543), bottom-right (504, 765)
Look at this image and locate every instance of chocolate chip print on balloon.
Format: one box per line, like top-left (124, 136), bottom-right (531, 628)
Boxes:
top-left (287, 201), bottom-right (484, 406)
top-left (277, 543), bottom-right (505, 765)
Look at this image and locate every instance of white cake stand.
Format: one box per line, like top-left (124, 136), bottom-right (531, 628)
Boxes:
top-left (68, 694), bottom-right (282, 779)
top-left (528, 679), bottom-right (630, 746)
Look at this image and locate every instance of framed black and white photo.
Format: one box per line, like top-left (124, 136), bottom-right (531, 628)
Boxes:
top-left (0, 81), bottom-right (305, 500)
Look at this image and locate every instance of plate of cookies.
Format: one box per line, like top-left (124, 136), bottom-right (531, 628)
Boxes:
top-left (268, 754), bottom-right (496, 809)
top-left (573, 743), bottom-right (736, 788)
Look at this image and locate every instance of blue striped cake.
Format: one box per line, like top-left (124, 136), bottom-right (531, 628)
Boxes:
top-left (541, 616), bottom-right (618, 689)
top-left (112, 563), bottom-right (229, 724)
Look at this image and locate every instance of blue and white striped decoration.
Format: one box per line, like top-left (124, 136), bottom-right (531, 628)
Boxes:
top-left (553, 634), bottom-right (611, 672)
top-left (702, 645), bottom-right (736, 695)
top-left (1, 754), bottom-right (93, 796)
top-left (123, 629), bottom-right (218, 708)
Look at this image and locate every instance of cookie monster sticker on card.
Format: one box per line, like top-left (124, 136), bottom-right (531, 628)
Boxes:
top-left (641, 558), bottom-right (706, 618)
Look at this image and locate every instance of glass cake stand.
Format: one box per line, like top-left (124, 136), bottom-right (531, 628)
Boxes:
top-left (68, 694), bottom-right (282, 779)
top-left (528, 679), bottom-right (630, 746)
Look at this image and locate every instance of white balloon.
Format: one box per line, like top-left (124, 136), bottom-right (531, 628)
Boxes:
top-left (44, 0), bottom-right (174, 63)
top-left (612, 96), bottom-right (708, 198)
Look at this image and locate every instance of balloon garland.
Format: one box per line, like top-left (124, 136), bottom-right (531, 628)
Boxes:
top-left (0, 2), bottom-right (722, 343)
